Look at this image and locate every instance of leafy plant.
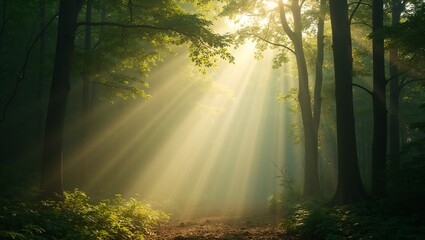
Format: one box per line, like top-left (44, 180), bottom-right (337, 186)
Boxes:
top-left (0, 189), bottom-right (169, 240)
top-left (281, 199), bottom-right (425, 240)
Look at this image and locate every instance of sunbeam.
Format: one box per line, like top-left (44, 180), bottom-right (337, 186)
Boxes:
top-left (97, 44), bottom-right (302, 216)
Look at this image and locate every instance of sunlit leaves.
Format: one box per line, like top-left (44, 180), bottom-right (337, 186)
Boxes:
top-left (220, 0), bottom-right (327, 70)
top-left (0, 189), bottom-right (169, 240)
top-left (75, 0), bottom-right (234, 102)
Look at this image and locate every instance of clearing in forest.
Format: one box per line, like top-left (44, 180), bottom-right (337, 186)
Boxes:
top-left (146, 212), bottom-right (285, 240)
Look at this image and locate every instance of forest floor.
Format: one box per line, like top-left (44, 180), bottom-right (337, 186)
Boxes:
top-left (145, 212), bottom-right (285, 240)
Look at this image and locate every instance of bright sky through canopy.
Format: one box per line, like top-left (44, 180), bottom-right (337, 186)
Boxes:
top-left (226, 0), bottom-right (279, 30)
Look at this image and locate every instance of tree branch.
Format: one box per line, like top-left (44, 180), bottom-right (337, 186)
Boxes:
top-left (76, 21), bottom-right (209, 44)
top-left (77, 21), bottom-right (175, 31)
top-left (386, 70), bottom-right (406, 84)
top-left (399, 78), bottom-right (425, 91)
top-left (349, 1), bottom-right (372, 8)
top-left (349, 0), bottom-right (363, 26)
top-left (250, 34), bottom-right (295, 55)
top-left (278, 0), bottom-right (295, 41)
top-left (353, 83), bottom-right (373, 96)
top-left (1, 12), bottom-right (58, 121)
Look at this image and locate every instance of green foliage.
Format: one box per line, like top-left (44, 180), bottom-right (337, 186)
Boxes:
top-left (281, 198), bottom-right (425, 240)
top-left (383, 3), bottom-right (425, 57)
top-left (72, 0), bottom-right (235, 102)
top-left (267, 163), bottom-right (302, 215)
top-left (0, 189), bottom-right (169, 240)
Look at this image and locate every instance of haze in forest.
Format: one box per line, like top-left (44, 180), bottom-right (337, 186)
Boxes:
top-left (1, 1), bottom-right (425, 239)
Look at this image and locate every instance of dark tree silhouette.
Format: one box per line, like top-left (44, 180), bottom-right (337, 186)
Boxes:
top-left (389, 0), bottom-right (404, 171)
top-left (40, 0), bottom-right (84, 198)
top-left (329, 0), bottom-right (368, 204)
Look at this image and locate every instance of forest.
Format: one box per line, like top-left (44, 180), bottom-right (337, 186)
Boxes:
top-left (1, 0), bottom-right (424, 239)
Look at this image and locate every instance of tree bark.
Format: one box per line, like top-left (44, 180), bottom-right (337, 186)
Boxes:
top-left (278, 0), bottom-right (320, 197)
top-left (389, 0), bottom-right (403, 171)
top-left (313, 0), bottom-right (326, 191)
top-left (313, 0), bottom-right (325, 133)
top-left (40, 0), bottom-right (83, 198)
top-left (371, 0), bottom-right (387, 198)
top-left (329, 0), bottom-right (368, 204)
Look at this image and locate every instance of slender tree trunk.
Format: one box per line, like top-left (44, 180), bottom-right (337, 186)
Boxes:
top-left (371, 0), bottom-right (387, 197)
top-left (40, 0), bottom-right (83, 198)
top-left (313, 0), bottom-right (325, 132)
top-left (80, 0), bottom-right (93, 189)
top-left (295, 39), bottom-right (320, 198)
top-left (389, 0), bottom-right (403, 171)
top-left (329, 0), bottom-right (367, 204)
top-left (38, 0), bottom-right (46, 99)
top-left (36, 0), bottom-right (47, 172)
top-left (278, 0), bottom-right (320, 197)
top-left (313, 0), bottom-right (326, 191)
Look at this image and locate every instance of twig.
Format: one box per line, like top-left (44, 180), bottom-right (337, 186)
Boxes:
top-left (386, 70), bottom-right (406, 84)
top-left (270, 160), bottom-right (294, 193)
top-left (250, 33), bottom-right (296, 55)
top-left (399, 78), bottom-right (425, 91)
top-left (77, 21), bottom-right (205, 44)
top-left (353, 83), bottom-right (373, 96)
top-left (349, 0), bottom-right (363, 26)
top-left (1, 12), bottom-right (58, 121)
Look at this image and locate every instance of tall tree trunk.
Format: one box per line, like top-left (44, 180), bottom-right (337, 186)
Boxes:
top-left (38, 0), bottom-right (45, 99)
top-left (80, 0), bottom-right (93, 189)
top-left (278, 0), bottom-right (320, 197)
top-left (40, 0), bottom-right (83, 198)
top-left (389, 0), bottom-right (403, 171)
top-left (36, 0), bottom-right (47, 172)
top-left (313, 0), bottom-right (326, 191)
top-left (329, 0), bottom-right (367, 204)
top-left (371, 0), bottom-right (387, 198)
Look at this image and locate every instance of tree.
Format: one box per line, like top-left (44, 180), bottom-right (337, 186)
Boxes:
top-left (329, 0), bottom-right (368, 204)
top-left (40, 0), bottom-right (84, 198)
top-left (388, 1), bottom-right (406, 171)
top-left (39, 0), bottom-right (234, 197)
top-left (277, 0), bottom-right (320, 197)
top-left (371, 0), bottom-right (387, 197)
top-left (314, 0), bottom-right (326, 150)
top-left (383, 0), bottom-right (425, 175)
top-left (221, 0), bottom-right (326, 198)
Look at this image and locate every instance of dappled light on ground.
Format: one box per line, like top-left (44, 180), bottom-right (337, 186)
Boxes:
top-left (146, 212), bottom-right (284, 240)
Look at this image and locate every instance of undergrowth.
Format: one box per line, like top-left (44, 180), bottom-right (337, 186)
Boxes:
top-left (268, 153), bottom-right (425, 240)
top-left (281, 199), bottom-right (425, 240)
top-left (0, 189), bottom-right (169, 240)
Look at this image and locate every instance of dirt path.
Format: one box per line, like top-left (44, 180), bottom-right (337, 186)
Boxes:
top-left (145, 213), bottom-right (285, 240)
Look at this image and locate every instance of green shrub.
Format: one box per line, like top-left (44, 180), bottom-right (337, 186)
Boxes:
top-left (281, 199), bottom-right (425, 240)
top-left (0, 189), bottom-right (169, 240)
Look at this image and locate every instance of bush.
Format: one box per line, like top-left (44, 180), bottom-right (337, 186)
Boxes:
top-left (0, 189), bottom-right (169, 240)
top-left (281, 199), bottom-right (425, 240)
